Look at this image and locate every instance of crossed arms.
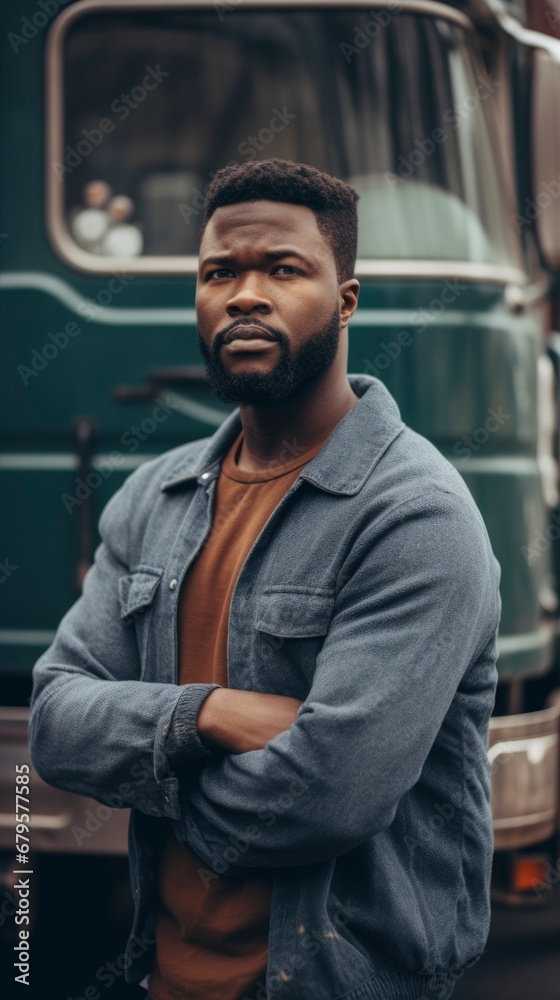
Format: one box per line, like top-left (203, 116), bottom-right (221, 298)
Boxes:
top-left (29, 467), bottom-right (500, 874)
top-left (197, 688), bottom-right (302, 755)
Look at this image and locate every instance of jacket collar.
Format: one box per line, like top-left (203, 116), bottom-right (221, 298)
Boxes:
top-left (160, 374), bottom-right (405, 496)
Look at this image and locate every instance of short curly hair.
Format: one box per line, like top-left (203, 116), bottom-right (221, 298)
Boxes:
top-left (199, 159), bottom-right (359, 282)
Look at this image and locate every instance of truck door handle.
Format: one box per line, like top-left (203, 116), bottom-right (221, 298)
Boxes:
top-left (114, 365), bottom-right (209, 403)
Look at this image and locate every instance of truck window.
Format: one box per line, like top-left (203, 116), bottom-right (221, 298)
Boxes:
top-left (50, 5), bottom-right (518, 270)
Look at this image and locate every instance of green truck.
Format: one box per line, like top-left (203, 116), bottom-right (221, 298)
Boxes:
top-left (2, 0), bottom-right (560, 930)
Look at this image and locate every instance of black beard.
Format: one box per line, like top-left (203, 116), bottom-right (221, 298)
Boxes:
top-left (197, 305), bottom-right (341, 406)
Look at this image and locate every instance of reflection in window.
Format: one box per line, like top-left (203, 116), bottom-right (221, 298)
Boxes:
top-left (59, 9), bottom-right (516, 265)
top-left (69, 181), bottom-right (143, 257)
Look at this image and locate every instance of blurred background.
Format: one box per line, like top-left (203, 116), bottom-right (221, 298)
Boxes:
top-left (1, 0), bottom-right (560, 996)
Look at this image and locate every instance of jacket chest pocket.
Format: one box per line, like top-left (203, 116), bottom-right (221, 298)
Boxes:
top-left (253, 588), bottom-right (334, 696)
top-left (118, 568), bottom-right (163, 674)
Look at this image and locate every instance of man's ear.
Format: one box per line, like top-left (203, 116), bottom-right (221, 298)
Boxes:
top-left (339, 279), bottom-right (360, 328)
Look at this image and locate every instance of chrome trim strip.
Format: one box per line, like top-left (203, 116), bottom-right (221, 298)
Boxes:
top-left (0, 454), bottom-right (76, 470)
top-left (488, 733), bottom-right (557, 765)
top-left (353, 262), bottom-right (527, 283)
top-left (450, 458), bottom-right (539, 476)
top-left (482, 0), bottom-right (560, 63)
top-left (5, 813), bottom-right (75, 831)
top-left (46, 243), bottom-right (530, 285)
top-left (0, 271), bottom-right (197, 324)
top-left (496, 622), bottom-right (556, 655)
top-left (0, 453), bottom-right (158, 471)
top-left (48, 0), bottom-right (474, 35)
top-left (159, 390), bottom-right (229, 426)
top-left (0, 268), bottom-right (534, 312)
top-left (490, 701), bottom-right (560, 730)
top-left (0, 630), bottom-right (57, 646)
top-left (493, 809), bottom-right (558, 829)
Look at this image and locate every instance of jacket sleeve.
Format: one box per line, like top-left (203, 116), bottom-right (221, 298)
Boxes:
top-left (28, 464), bottom-right (222, 822)
top-left (173, 489), bottom-right (501, 872)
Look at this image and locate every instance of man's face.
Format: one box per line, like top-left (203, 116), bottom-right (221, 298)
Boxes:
top-left (195, 199), bottom-right (347, 405)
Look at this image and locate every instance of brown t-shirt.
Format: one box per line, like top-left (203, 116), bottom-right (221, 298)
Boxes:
top-left (149, 427), bottom-right (331, 1000)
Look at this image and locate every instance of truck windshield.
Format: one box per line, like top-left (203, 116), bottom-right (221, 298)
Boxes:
top-left (58, 7), bottom-right (517, 268)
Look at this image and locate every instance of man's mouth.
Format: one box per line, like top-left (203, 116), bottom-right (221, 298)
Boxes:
top-left (223, 324), bottom-right (279, 344)
top-left (222, 324), bottom-right (281, 352)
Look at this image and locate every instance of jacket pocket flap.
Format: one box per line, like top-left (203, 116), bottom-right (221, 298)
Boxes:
top-left (118, 570), bottom-right (163, 621)
top-left (255, 589), bottom-right (335, 638)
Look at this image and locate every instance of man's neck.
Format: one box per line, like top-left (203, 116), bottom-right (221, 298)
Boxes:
top-left (235, 375), bottom-right (360, 473)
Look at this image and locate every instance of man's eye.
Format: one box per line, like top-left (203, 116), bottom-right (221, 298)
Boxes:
top-left (274, 265), bottom-right (300, 275)
top-left (208, 268), bottom-right (234, 279)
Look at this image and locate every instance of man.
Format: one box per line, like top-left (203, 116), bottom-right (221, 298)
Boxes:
top-left (29, 159), bottom-right (501, 1000)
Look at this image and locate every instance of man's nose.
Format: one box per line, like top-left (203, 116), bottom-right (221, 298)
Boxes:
top-left (226, 278), bottom-right (272, 317)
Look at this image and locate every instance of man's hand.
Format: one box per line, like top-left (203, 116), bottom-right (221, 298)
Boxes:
top-left (197, 688), bottom-right (303, 754)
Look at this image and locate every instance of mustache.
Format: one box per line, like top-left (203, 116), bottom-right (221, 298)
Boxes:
top-left (214, 317), bottom-right (286, 346)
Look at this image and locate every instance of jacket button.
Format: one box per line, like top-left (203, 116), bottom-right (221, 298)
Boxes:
top-left (169, 579), bottom-right (177, 590)
top-left (164, 795), bottom-right (170, 804)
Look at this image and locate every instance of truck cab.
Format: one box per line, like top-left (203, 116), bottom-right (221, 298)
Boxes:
top-left (2, 0), bottom-right (560, 915)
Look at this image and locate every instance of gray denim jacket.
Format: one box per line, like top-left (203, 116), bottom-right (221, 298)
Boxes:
top-left (29, 374), bottom-right (501, 1000)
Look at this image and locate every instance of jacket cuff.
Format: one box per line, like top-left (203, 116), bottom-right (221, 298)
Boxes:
top-left (165, 683), bottom-right (224, 774)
